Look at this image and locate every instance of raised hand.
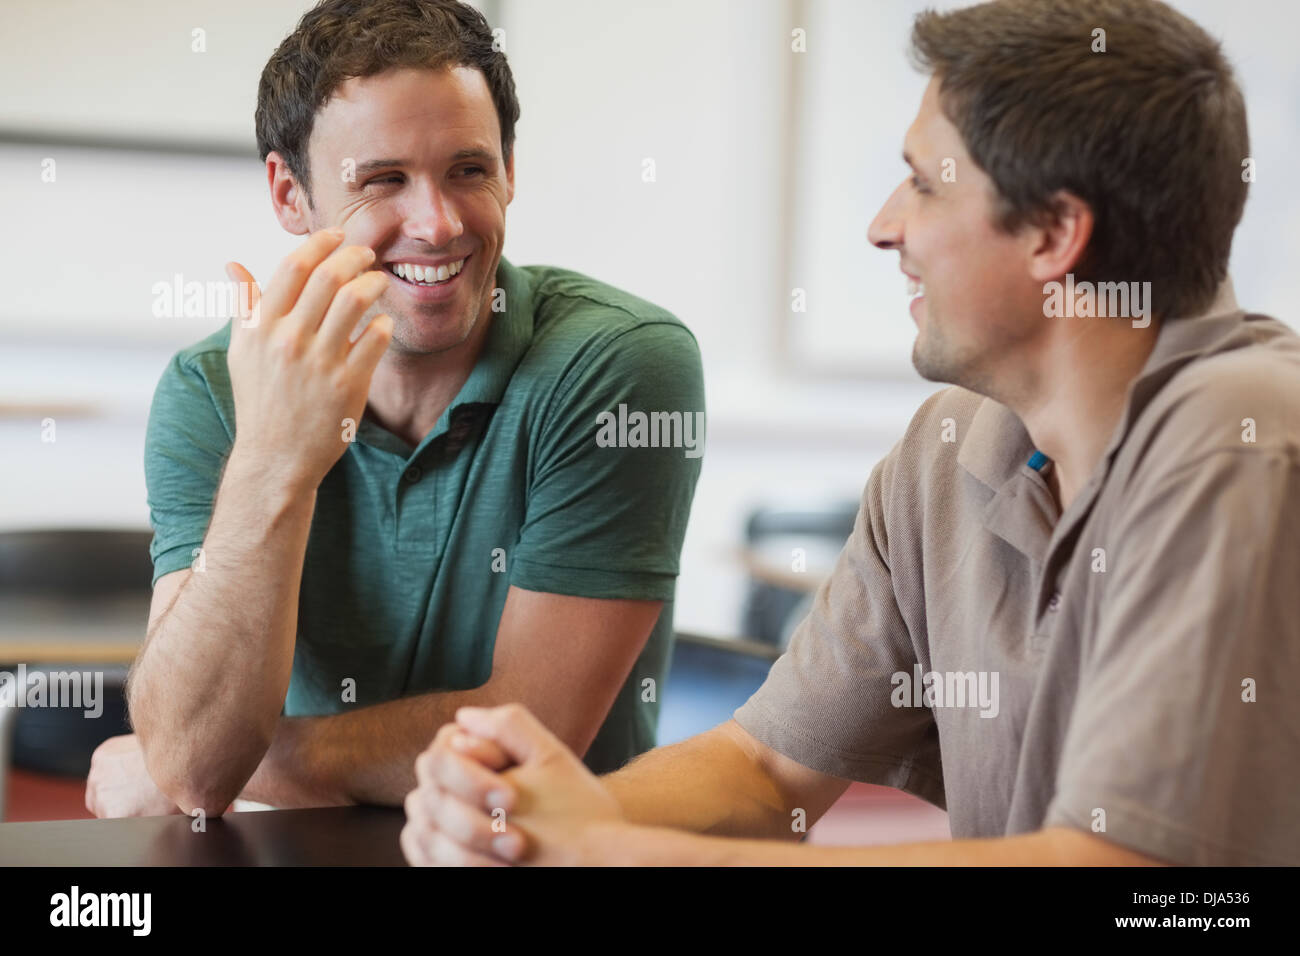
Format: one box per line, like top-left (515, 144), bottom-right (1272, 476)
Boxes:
top-left (224, 228), bottom-right (393, 493)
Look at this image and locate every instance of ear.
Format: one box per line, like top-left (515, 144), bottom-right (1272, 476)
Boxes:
top-left (504, 148), bottom-right (515, 205)
top-left (1026, 190), bottom-right (1093, 284)
top-left (267, 151), bottom-right (311, 235)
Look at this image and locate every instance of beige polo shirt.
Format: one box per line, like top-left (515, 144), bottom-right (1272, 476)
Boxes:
top-left (734, 282), bottom-right (1300, 865)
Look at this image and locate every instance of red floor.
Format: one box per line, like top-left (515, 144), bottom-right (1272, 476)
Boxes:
top-left (808, 782), bottom-right (951, 845)
top-left (4, 768), bottom-right (95, 822)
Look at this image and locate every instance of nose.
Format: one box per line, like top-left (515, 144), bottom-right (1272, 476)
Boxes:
top-left (867, 179), bottom-right (907, 250)
top-left (403, 180), bottom-right (464, 249)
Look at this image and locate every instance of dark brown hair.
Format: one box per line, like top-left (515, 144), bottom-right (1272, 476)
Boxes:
top-left (911, 0), bottom-right (1249, 319)
top-left (255, 0), bottom-right (520, 208)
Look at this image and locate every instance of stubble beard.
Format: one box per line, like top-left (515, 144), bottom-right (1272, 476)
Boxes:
top-left (382, 289), bottom-right (484, 357)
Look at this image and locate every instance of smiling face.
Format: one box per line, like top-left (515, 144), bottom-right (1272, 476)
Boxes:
top-left (868, 77), bottom-right (1046, 396)
top-left (286, 65), bottom-right (514, 357)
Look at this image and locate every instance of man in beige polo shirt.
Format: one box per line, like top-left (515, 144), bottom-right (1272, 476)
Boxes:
top-left (399, 0), bottom-right (1299, 865)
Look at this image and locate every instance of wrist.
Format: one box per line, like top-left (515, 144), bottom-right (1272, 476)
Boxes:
top-left (224, 442), bottom-right (319, 511)
top-left (577, 819), bottom-right (647, 866)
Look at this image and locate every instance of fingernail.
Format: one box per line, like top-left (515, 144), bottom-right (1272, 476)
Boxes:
top-left (487, 789), bottom-right (510, 810)
top-left (493, 834), bottom-right (522, 860)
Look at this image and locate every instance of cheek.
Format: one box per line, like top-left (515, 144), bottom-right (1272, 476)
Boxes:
top-left (465, 200), bottom-right (505, 240)
top-left (344, 201), bottom-right (402, 242)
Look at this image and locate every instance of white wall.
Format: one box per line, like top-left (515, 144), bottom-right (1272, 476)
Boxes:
top-left (0, 0), bottom-right (316, 147)
top-left (1, 0), bottom-right (1295, 637)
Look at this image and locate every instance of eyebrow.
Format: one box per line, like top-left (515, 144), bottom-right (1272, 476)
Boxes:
top-left (449, 148), bottom-right (496, 164)
top-left (353, 149), bottom-right (497, 178)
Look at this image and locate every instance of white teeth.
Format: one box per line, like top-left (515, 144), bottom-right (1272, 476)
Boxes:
top-left (389, 258), bottom-right (466, 285)
top-left (907, 277), bottom-right (924, 297)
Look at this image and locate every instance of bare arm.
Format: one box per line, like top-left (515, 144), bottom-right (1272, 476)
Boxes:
top-left (401, 704), bottom-right (1168, 866)
top-left (239, 586), bottom-right (663, 808)
top-left (128, 229), bottom-right (393, 816)
top-left (126, 458), bottom-right (316, 815)
top-left (584, 823), bottom-right (1167, 865)
top-left (601, 719), bottom-right (850, 839)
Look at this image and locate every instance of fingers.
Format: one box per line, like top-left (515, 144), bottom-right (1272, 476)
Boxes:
top-left (85, 742), bottom-right (107, 817)
top-left (450, 731), bottom-right (513, 772)
top-left (415, 724), bottom-right (518, 813)
top-left (344, 312), bottom-right (393, 375)
top-left (226, 229), bottom-right (388, 365)
top-left (224, 261), bottom-right (262, 332)
top-left (287, 244), bottom-right (383, 342)
top-left (256, 228), bottom-right (346, 323)
top-left (454, 703), bottom-right (556, 766)
top-left (403, 786), bottom-right (525, 864)
top-left (312, 266), bottom-right (390, 355)
top-left (400, 814), bottom-right (508, 867)
top-left (401, 723), bottom-right (528, 866)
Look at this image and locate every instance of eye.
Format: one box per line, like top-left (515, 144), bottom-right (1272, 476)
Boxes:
top-left (366, 175), bottom-right (402, 186)
top-left (458, 166), bottom-right (486, 177)
top-left (910, 175), bottom-right (929, 194)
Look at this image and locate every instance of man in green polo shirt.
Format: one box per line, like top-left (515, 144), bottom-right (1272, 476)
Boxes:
top-left (84, 0), bottom-right (703, 818)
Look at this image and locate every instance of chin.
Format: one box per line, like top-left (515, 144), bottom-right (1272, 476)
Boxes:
top-left (912, 353), bottom-right (948, 384)
top-left (391, 314), bottom-right (477, 356)
top-left (911, 336), bottom-right (959, 386)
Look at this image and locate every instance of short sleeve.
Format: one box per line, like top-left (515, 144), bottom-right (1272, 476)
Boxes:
top-left (1044, 447), bottom-right (1300, 865)
top-left (143, 351), bottom-right (235, 587)
top-left (732, 453), bottom-right (946, 808)
top-left (509, 322), bottom-right (705, 602)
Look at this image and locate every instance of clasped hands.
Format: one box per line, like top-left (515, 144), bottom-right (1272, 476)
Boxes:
top-left (400, 704), bottom-right (629, 867)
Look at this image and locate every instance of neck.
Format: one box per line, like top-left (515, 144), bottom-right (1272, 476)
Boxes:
top-left (1003, 318), bottom-right (1160, 513)
top-left (365, 308), bottom-right (493, 450)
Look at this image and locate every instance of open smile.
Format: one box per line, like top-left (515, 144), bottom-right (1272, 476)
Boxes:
top-left (382, 255), bottom-right (471, 301)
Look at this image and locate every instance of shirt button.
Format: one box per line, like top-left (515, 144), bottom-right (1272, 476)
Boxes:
top-left (403, 465), bottom-right (422, 483)
top-left (1047, 591), bottom-right (1062, 612)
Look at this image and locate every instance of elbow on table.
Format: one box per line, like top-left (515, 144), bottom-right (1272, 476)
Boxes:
top-left (137, 722), bottom-right (274, 819)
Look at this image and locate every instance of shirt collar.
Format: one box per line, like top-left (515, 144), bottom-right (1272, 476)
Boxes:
top-left (1093, 276), bottom-right (1242, 468)
top-left (957, 278), bottom-right (1248, 564)
top-left (447, 255), bottom-right (536, 410)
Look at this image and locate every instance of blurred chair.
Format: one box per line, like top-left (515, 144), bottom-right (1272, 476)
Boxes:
top-left (656, 631), bottom-right (780, 747)
top-left (0, 529), bottom-right (154, 595)
top-left (738, 502), bottom-right (858, 648)
top-left (0, 529), bottom-right (149, 820)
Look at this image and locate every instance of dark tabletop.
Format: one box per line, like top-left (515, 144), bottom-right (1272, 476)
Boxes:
top-left (0, 805), bottom-right (408, 866)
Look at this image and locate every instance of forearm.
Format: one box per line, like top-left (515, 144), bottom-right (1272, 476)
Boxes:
top-left (601, 722), bottom-right (801, 839)
top-left (587, 825), bottom-right (1163, 866)
top-left (240, 688), bottom-right (490, 808)
top-left (129, 446), bottom-right (316, 813)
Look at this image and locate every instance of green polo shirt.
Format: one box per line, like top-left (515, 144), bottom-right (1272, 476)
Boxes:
top-left (143, 257), bottom-right (705, 774)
